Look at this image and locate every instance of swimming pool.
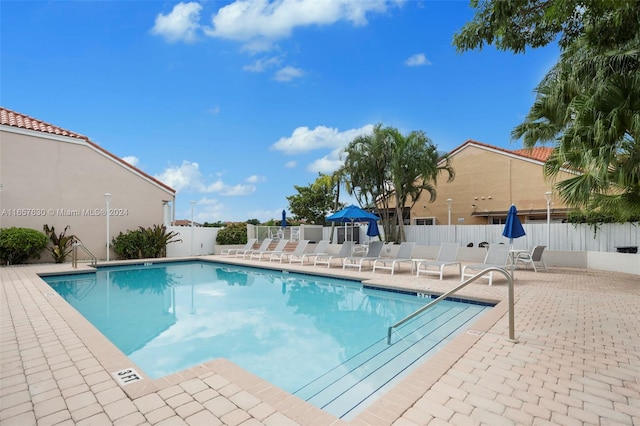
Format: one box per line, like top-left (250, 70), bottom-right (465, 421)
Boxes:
top-left (43, 260), bottom-right (492, 419)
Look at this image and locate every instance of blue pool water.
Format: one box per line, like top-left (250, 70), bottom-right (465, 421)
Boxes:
top-left (43, 261), bottom-right (492, 419)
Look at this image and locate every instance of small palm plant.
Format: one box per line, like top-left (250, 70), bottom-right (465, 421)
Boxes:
top-left (43, 225), bottom-right (77, 263)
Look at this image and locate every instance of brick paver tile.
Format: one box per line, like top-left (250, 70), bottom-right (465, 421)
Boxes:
top-left (33, 395), bottom-right (66, 419)
top-left (155, 415), bottom-right (188, 425)
top-left (185, 409), bottom-right (223, 426)
top-left (229, 390), bottom-right (261, 410)
top-left (134, 393), bottom-right (166, 414)
top-left (145, 405), bottom-right (176, 424)
top-left (192, 388), bottom-right (219, 404)
top-left (95, 386), bottom-right (126, 406)
top-left (0, 411), bottom-right (36, 426)
top-left (37, 408), bottom-right (71, 425)
top-left (65, 390), bottom-right (98, 412)
top-left (179, 378), bottom-right (209, 395)
top-left (203, 395), bottom-right (238, 418)
top-left (113, 411), bottom-right (147, 426)
top-left (75, 412), bottom-right (113, 426)
top-left (103, 397), bottom-right (138, 422)
top-left (165, 392), bottom-right (194, 409)
top-left (70, 402), bottom-right (104, 422)
top-left (248, 402), bottom-right (276, 421)
top-left (175, 400), bottom-right (204, 418)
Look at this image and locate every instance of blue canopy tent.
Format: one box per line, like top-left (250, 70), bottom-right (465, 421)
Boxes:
top-left (327, 205), bottom-right (380, 242)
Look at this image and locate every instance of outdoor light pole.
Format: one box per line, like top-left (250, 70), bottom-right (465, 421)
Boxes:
top-left (190, 201), bottom-right (196, 256)
top-left (446, 198), bottom-right (452, 241)
top-left (104, 193), bottom-right (111, 262)
top-left (544, 191), bottom-right (552, 249)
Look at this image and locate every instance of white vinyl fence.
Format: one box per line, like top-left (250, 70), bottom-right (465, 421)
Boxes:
top-left (165, 222), bottom-right (637, 258)
top-left (328, 222), bottom-right (638, 253)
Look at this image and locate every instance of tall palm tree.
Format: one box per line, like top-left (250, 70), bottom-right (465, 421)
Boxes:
top-left (512, 33), bottom-right (640, 220)
top-left (343, 124), bottom-right (454, 242)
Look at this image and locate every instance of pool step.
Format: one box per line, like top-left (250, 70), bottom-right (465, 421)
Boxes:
top-left (294, 302), bottom-right (486, 419)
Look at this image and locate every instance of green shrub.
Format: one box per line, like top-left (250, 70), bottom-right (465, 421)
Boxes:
top-left (111, 225), bottom-right (181, 260)
top-left (216, 223), bottom-right (247, 245)
top-left (43, 225), bottom-right (77, 263)
top-left (0, 227), bottom-right (48, 265)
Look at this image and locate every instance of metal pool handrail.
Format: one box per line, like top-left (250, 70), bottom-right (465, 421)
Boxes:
top-left (387, 267), bottom-right (517, 344)
top-left (72, 242), bottom-right (97, 268)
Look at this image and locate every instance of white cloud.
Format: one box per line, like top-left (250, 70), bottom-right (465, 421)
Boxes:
top-left (273, 65), bottom-right (304, 82)
top-left (155, 161), bottom-right (256, 195)
top-left (285, 160), bottom-right (297, 168)
top-left (151, 2), bottom-right (203, 43)
top-left (203, 0), bottom-right (400, 50)
top-left (307, 150), bottom-right (345, 174)
top-left (121, 156), bottom-right (139, 167)
top-left (271, 124), bottom-right (373, 154)
top-left (242, 56), bottom-right (283, 72)
top-left (245, 175), bottom-right (266, 183)
top-left (404, 53), bottom-right (431, 67)
top-left (207, 106), bottom-right (221, 115)
top-left (188, 196), bottom-right (227, 223)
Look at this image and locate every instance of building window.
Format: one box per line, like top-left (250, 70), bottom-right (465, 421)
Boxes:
top-left (415, 217), bottom-right (435, 225)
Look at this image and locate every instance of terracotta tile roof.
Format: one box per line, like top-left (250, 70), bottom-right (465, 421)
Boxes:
top-left (1, 107), bottom-right (90, 141)
top-left (451, 139), bottom-right (553, 163)
top-left (512, 147), bottom-right (554, 162)
top-left (1, 106), bottom-right (175, 194)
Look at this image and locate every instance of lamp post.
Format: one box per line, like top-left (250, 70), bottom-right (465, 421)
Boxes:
top-left (104, 193), bottom-right (111, 261)
top-left (446, 198), bottom-right (452, 241)
top-left (190, 201), bottom-right (196, 256)
top-left (544, 191), bottom-right (552, 249)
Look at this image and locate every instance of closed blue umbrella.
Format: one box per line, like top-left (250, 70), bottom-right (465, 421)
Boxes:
top-left (502, 205), bottom-right (526, 244)
top-left (366, 220), bottom-right (380, 238)
top-left (281, 210), bottom-right (287, 228)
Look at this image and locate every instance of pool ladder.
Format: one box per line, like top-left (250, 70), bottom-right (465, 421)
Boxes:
top-left (72, 242), bottom-right (98, 268)
top-left (387, 267), bottom-right (516, 344)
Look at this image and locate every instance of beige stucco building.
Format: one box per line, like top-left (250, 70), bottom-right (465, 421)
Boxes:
top-left (409, 140), bottom-right (576, 226)
top-left (0, 107), bottom-right (176, 261)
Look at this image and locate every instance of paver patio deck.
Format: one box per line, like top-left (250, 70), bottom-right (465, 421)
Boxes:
top-left (1, 256), bottom-right (639, 425)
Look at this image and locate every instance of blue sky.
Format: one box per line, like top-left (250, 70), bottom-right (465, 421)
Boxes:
top-left (2, 0), bottom-right (559, 223)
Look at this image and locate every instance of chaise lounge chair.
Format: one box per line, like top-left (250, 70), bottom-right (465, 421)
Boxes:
top-left (342, 241), bottom-right (384, 272)
top-left (415, 243), bottom-right (461, 280)
top-left (372, 242), bottom-right (416, 275)
top-left (270, 240), bottom-right (310, 263)
top-left (461, 244), bottom-right (510, 285)
top-left (220, 238), bottom-right (257, 256)
top-left (250, 239), bottom-right (288, 261)
top-left (288, 240), bottom-right (329, 265)
top-left (314, 241), bottom-right (354, 268)
top-left (237, 238), bottom-right (272, 258)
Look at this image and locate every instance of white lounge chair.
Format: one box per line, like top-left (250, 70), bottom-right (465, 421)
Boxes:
top-left (516, 245), bottom-right (548, 272)
top-left (343, 241), bottom-right (384, 272)
top-left (250, 239), bottom-right (288, 261)
top-left (314, 241), bottom-right (354, 268)
top-left (461, 244), bottom-right (510, 285)
top-left (270, 240), bottom-right (310, 263)
top-left (220, 238), bottom-right (257, 256)
top-left (238, 238), bottom-right (272, 258)
top-left (372, 242), bottom-right (416, 275)
top-left (288, 240), bottom-right (329, 265)
top-left (415, 243), bottom-right (461, 280)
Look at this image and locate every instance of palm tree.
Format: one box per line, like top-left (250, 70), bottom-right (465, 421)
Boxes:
top-left (343, 124), bottom-right (454, 242)
top-left (512, 33), bottom-right (640, 220)
top-left (386, 127), bottom-right (454, 242)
